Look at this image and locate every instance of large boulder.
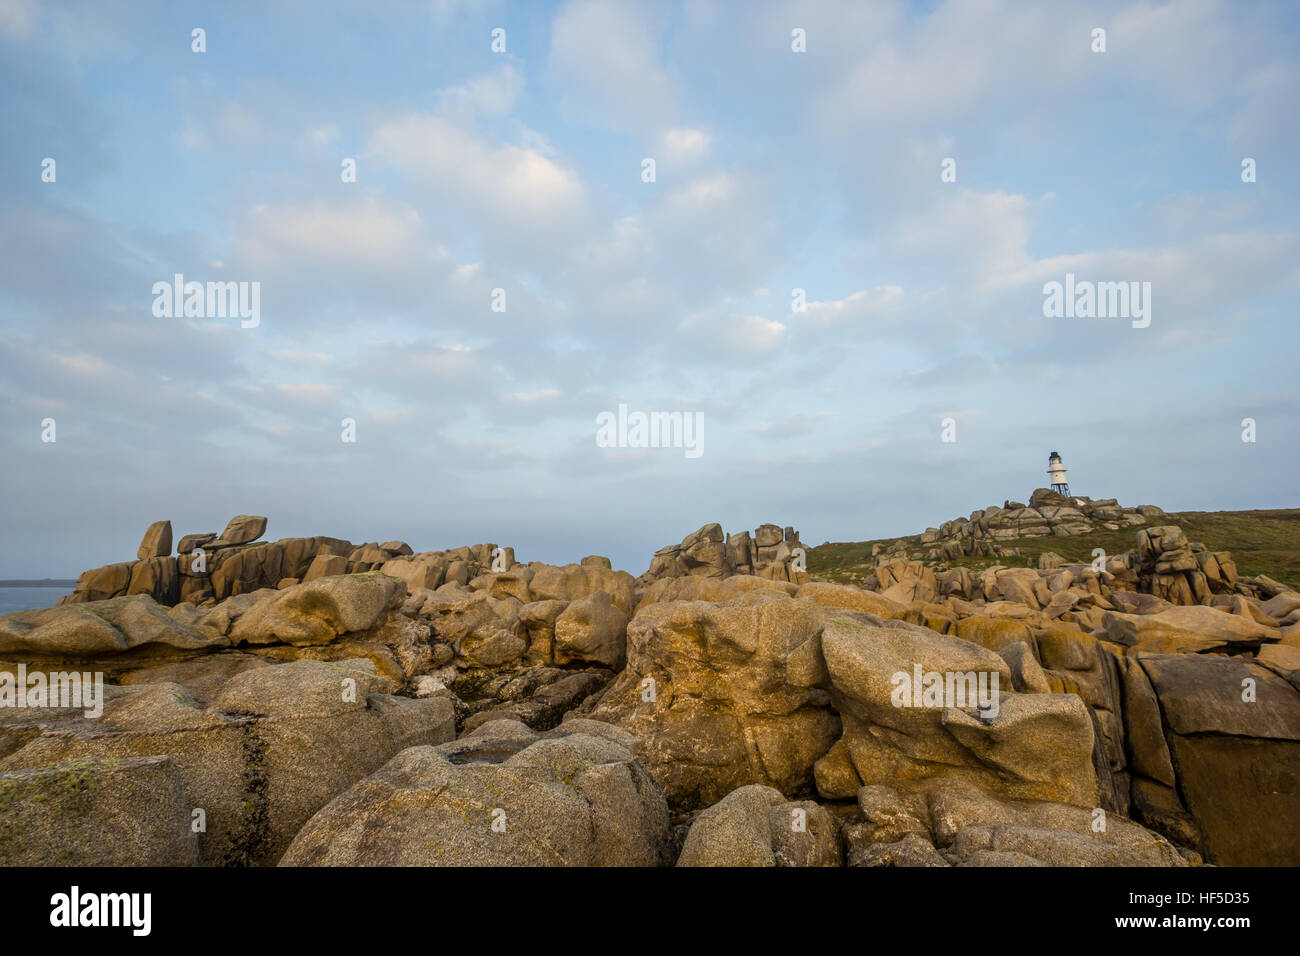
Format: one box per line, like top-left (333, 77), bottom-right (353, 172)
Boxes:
top-left (229, 572), bottom-right (404, 646)
top-left (381, 556), bottom-right (447, 594)
top-left (0, 756), bottom-right (198, 866)
top-left (676, 784), bottom-right (840, 867)
top-left (0, 595), bottom-right (226, 658)
top-left (1137, 653), bottom-right (1300, 866)
top-left (279, 718), bottom-right (672, 866)
top-left (126, 556), bottom-right (180, 604)
top-left (136, 520), bottom-right (173, 560)
top-left (0, 659), bottom-right (455, 865)
top-left (587, 592), bottom-right (840, 811)
top-left (813, 615), bottom-right (1099, 807)
top-left (1098, 605), bottom-right (1278, 653)
top-left (553, 591), bottom-right (628, 668)
top-left (218, 515), bottom-right (268, 545)
top-left (529, 563), bottom-right (636, 616)
top-left (846, 779), bottom-right (1186, 867)
top-left (795, 582), bottom-right (907, 619)
top-left (302, 554), bottom-right (347, 583)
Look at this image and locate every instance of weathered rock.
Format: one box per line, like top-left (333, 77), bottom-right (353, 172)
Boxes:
top-left (518, 600), bottom-right (568, 665)
top-left (177, 532), bottom-right (217, 554)
top-left (529, 563), bottom-right (637, 617)
top-left (998, 641), bottom-right (1051, 694)
top-left (849, 833), bottom-right (949, 867)
top-left (136, 520), bottom-right (173, 560)
top-left (229, 572), bottom-right (404, 647)
top-left (553, 591), bottom-right (628, 668)
top-left (218, 515), bottom-right (268, 545)
top-left (0, 756), bottom-right (198, 866)
top-left (588, 593), bottom-right (839, 811)
top-left (676, 784), bottom-right (839, 867)
top-left (796, 582), bottom-right (907, 619)
top-left (815, 615), bottom-right (1098, 807)
top-left (1098, 605), bottom-right (1277, 653)
top-left (1137, 653), bottom-right (1300, 866)
top-left (303, 554), bottom-right (347, 583)
top-left (0, 595), bottom-right (226, 658)
top-left (279, 719), bottom-right (672, 866)
top-left (381, 557), bottom-right (446, 594)
top-left (0, 659), bottom-right (455, 865)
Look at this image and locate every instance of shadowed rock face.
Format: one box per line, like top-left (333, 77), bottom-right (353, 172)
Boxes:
top-left (1136, 654), bottom-right (1300, 866)
top-left (279, 718), bottom-right (673, 867)
top-left (676, 784), bottom-right (840, 867)
top-left (0, 659), bottom-right (455, 865)
top-left (588, 591), bottom-right (842, 811)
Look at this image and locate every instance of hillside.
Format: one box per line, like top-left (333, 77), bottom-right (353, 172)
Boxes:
top-left (809, 507), bottom-right (1300, 589)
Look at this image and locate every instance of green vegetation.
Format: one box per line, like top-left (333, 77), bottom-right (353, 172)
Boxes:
top-left (809, 508), bottom-right (1300, 590)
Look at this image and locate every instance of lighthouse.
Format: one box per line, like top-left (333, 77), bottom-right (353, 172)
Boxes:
top-left (1047, 451), bottom-right (1070, 495)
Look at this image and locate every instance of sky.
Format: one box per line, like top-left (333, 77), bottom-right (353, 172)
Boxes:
top-left (1, 0), bottom-right (1298, 578)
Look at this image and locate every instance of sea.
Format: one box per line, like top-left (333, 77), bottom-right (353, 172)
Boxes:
top-left (0, 585), bottom-right (75, 615)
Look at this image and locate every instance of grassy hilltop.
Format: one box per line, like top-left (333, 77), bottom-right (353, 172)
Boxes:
top-left (809, 508), bottom-right (1300, 590)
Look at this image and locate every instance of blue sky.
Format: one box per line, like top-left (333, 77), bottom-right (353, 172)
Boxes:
top-left (1, 0), bottom-right (1298, 577)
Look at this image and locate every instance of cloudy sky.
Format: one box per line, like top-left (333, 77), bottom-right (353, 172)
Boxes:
top-left (1, 0), bottom-right (1298, 578)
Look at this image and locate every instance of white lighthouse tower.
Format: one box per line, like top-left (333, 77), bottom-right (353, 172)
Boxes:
top-left (1047, 451), bottom-right (1070, 495)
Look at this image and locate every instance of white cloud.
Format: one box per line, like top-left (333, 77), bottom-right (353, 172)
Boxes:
top-left (368, 114), bottom-right (588, 234)
top-left (237, 198), bottom-right (435, 270)
top-left (218, 102), bottom-right (262, 142)
top-left (505, 388), bottom-right (561, 403)
top-left (893, 189), bottom-right (1036, 285)
top-left (681, 310), bottom-right (787, 358)
top-left (275, 383), bottom-right (342, 406)
top-left (805, 286), bottom-right (904, 324)
top-left (548, 0), bottom-right (678, 132)
top-left (435, 65), bottom-right (524, 117)
top-left (0, 0), bottom-right (36, 39)
top-left (658, 127), bottom-right (711, 164)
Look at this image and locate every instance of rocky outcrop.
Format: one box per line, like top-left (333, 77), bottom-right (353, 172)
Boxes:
top-left (1137, 525), bottom-right (1237, 604)
top-left (279, 718), bottom-right (672, 866)
top-left (588, 591), bottom-right (840, 810)
top-left (915, 490), bottom-right (1156, 556)
top-left (643, 522), bottom-right (807, 584)
top-left (843, 779), bottom-right (1188, 867)
top-left (59, 515), bottom-right (515, 609)
top-left (3, 511), bottom-right (1297, 868)
top-left (813, 615), bottom-right (1098, 806)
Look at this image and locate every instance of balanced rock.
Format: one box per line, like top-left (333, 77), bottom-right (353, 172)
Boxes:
top-left (136, 520), bottom-right (173, 560)
top-left (218, 514), bottom-right (267, 546)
